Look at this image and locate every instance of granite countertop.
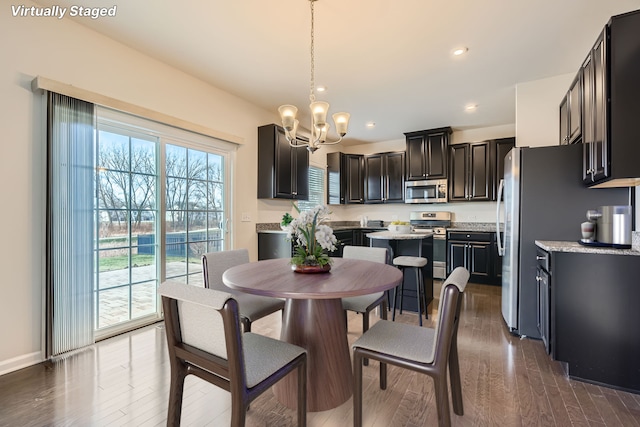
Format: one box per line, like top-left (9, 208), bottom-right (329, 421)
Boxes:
top-left (256, 221), bottom-right (385, 233)
top-left (535, 240), bottom-right (640, 256)
top-left (367, 231), bottom-right (433, 240)
top-left (258, 221), bottom-right (502, 233)
top-left (448, 222), bottom-right (501, 232)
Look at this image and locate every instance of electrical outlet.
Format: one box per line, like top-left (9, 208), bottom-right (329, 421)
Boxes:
top-left (241, 212), bottom-right (251, 222)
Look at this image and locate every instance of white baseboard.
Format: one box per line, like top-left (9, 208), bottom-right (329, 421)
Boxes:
top-left (0, 351), bottom-right (43, 376)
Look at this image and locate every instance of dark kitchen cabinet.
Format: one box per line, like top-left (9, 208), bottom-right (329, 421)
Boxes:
top-left (364, 151), bottom-right (405, 203)
top-left (571, 10), bottom-right (640, 187)
top-left (494, 138), bottom-right (515, 184)
top-left (258, 232), bottom-right (294, 260)
top-left (257, 124), bottom-right (309, 200)
top-left (448, 142), bottom-right (492, 202)
top-left (582, 30), bottom-right (608, 184)
top-left (447, 231), bottom-right (492, 283)
top-left (559, 73), bottom-right (582, 145)
top-left (329, 229), bottom-right (354, 258)
top-left (405, 127), bottom-right (451, 180)
top-left (327, 152), bottom-right (364, 204)
top-left (536, 249), bottom-right (551, 355)
top-left (541, 247), bottom-right (640, 393)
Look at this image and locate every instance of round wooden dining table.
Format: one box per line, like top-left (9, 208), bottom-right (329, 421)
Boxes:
top-left (222, 257), bottom-right (403, 412)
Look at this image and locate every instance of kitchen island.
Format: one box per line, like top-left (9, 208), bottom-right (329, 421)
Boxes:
top-left (535, 239), bottom-right (640, 393)
top-left (367, 231), bottom-right (434, 315)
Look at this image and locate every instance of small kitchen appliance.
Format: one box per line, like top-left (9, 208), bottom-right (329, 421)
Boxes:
top-left (404, 179), bottom-right (448, 204)
top-left (586, 205), bottom-right (632, 248)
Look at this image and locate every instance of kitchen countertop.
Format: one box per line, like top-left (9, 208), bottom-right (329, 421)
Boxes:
top-left (448, 222), bottom-right (501, 232)
top-left (367, 231), bottom-right (433, 240)
top-left (256, 222), bottom-right (383, 233)
top-left (257, 221), bottom-right (503, 233)
top-left (535, 239), bottom-right (640, 256)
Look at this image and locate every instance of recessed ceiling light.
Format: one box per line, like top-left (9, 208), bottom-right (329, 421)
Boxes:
top-left (453, 47), bottom-right (468, 56)
top-left (465, 104), bottom-right (478, 112)
top-left (366, 122), bottom-right (376, 128)
top-left (316, 85), bottom-right (327, 92)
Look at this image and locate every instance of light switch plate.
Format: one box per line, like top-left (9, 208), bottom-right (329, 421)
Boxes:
top-left (241, 212), bottom-right (251, 222)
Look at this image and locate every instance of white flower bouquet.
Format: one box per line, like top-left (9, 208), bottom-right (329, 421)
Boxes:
top-left (286, 204), bottom-right (337, 268)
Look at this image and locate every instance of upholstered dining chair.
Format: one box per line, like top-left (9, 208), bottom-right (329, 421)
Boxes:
top-left (159, 281), bottom-right (307, 427)
top-left (202, 249), bottom-right (285, 332)
top-left (341, 245), bottom-right (389, 333)
top-left (352, 266), bottom-right (470, 427)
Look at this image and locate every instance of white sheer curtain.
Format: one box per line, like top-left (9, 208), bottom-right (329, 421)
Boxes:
top-left (46, 92), bottom-right (95, 357)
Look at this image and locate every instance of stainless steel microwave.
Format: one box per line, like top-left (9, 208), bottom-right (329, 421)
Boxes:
top-left (404, 179), bottom-right (448, 204)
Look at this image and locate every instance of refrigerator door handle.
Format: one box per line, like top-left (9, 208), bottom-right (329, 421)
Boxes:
top-left (496, 178), bottom-right (505, 256)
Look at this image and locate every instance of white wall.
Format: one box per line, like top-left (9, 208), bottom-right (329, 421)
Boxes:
top-left (0, 2), bottom-right (279, 373)
top-left (515, 73), bottom-right (574, 147)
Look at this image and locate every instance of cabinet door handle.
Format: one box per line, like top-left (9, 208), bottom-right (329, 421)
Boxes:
top-left (536, 255), bottom-right (545, 260)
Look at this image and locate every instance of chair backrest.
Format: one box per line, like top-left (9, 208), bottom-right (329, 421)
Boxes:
top-left (429, 267), bottom-right (470, 364)
top-left (202, 249), bottom-right (250, 291)
top-left (159, 280), bottom-right (247, 387)
top-left (342, 245), bottom-right (388, 264)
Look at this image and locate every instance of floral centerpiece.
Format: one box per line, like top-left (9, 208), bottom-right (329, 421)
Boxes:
top-left (285, 204), bottom-right (337, 273)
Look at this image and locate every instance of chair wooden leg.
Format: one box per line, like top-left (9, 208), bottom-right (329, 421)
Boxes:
top-left (230, 398), bottom-right (247, 427)
top-left (434, 375), bottom-right (452, 427)
top-left (381, 300), bottom-right (388, 320)
top-left (241, 317), bottom-right (252, 333)
top-left (392, 281), bottom-right (400, 321)
top-left (379, 361), bottom-right (387, 390)
top-left (362, 313), bottom-right (370, 366)
top-left (298, 359), bottom-right (307, 427)
top-left (420, 268), bottom-right (429, 319)
top-left (167, 360), bottom-right (187, 427)
top-left (415, 267), bottom-right (422, 326)
top-left (449, 336), bottom-right (464, 415)
top-left (353, 351), bottom-right (364, 427)
top-left (399, 268), bottom-right (405, 314)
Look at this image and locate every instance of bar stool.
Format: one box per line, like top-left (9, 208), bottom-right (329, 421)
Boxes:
top-left (392, 256), bottom-right (428, 326)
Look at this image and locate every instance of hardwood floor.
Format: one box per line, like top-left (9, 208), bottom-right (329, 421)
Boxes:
top-left (1, 281), bottom-right (639, 426)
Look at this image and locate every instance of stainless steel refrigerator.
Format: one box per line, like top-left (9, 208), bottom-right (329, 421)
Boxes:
top-left (496, 144), bottom-right (630, 338)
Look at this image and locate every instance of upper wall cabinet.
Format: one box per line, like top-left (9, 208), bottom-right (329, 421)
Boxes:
top-left (559, 72), bottom-right (582, 145)
top-left (571, 10), bottom-right (640, 187)
top-left (327, 152), bottom-right (364, 204)
top-left (448, 137), bottom-right (515, 202)
top-left (257, 124), bottom-right (309, 200)
top-left (364, 151), bottom-right (405, 203)
top-left (449, 142), bottom-right (492, 201)
top-left (405, 127), bottom-right (451, 180)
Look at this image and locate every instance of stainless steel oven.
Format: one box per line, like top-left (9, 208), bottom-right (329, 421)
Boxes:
top-left (404, 179), bottom-right (447, 204)
top-left (410, 211), bottom-right (451, 279)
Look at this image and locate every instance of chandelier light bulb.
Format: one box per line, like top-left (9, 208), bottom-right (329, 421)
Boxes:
top-left (310, 101), bottom-right (329, 128)
top-left (333, 112), bottom-right (350, 136)
top-left (278, 105), bottom-right (298, 131)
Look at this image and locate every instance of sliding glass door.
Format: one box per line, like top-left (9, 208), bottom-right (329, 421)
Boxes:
top-left (95, 124), bottom-right (160, 332)
top-left (164, 143), bottom-right (227, 286)
top-left (94, 109), bottom-right (232, 337)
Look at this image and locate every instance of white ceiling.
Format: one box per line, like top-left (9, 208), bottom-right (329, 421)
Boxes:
top-left (35, 0), bottom-right (640, 144)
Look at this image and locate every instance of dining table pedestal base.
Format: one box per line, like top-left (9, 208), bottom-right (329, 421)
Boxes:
top-left (273, 298), bottom-right (353, 412)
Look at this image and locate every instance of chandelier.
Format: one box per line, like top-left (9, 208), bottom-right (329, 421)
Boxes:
top-left (278, 0), bottom-right (350, 153)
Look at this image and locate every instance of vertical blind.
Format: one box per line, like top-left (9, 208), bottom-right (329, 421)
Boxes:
top-left (46, 93), bottom-right (95, 357)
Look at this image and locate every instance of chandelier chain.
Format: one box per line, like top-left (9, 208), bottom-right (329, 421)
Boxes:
top-left (309, 0), bottom-right (315, 103)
